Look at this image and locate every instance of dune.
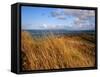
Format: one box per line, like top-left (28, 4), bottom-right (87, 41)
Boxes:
top-left (21, 31), bottom-right (95, 70)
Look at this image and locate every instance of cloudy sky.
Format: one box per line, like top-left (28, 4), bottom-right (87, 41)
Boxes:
top-left (21, 6), bottom-right (95, 30)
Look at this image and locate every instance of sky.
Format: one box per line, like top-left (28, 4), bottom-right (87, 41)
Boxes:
top-left (21, 6), bottom-right (95, 30)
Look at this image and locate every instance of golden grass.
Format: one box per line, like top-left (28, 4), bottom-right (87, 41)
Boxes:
top-left (21, 31), bottom-right (95, 70)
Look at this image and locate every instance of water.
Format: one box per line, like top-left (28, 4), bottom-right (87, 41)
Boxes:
top-left (23, 30), bottom-right (95, 37)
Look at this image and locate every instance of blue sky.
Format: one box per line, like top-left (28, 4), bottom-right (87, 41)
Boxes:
top-left (21, 6), bottom-right (95, 30)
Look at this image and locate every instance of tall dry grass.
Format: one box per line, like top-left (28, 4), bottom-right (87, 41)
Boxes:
top-left (21, 31), bottom-right (95, 70)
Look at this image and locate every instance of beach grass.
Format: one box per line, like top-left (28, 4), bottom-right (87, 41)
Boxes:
top-left (21, 31), bottom-right (95, 70)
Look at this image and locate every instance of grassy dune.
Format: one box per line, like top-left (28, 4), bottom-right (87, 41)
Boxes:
top-left (21, 31), bottom-right (95, 70)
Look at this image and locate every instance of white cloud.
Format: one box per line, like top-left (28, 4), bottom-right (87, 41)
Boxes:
top-left (42, 24), bottom-right (48, 28)
top-left (51, 9), bottom-right (66, 20)
top-left (51, 9), bottom-right (95, 30)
